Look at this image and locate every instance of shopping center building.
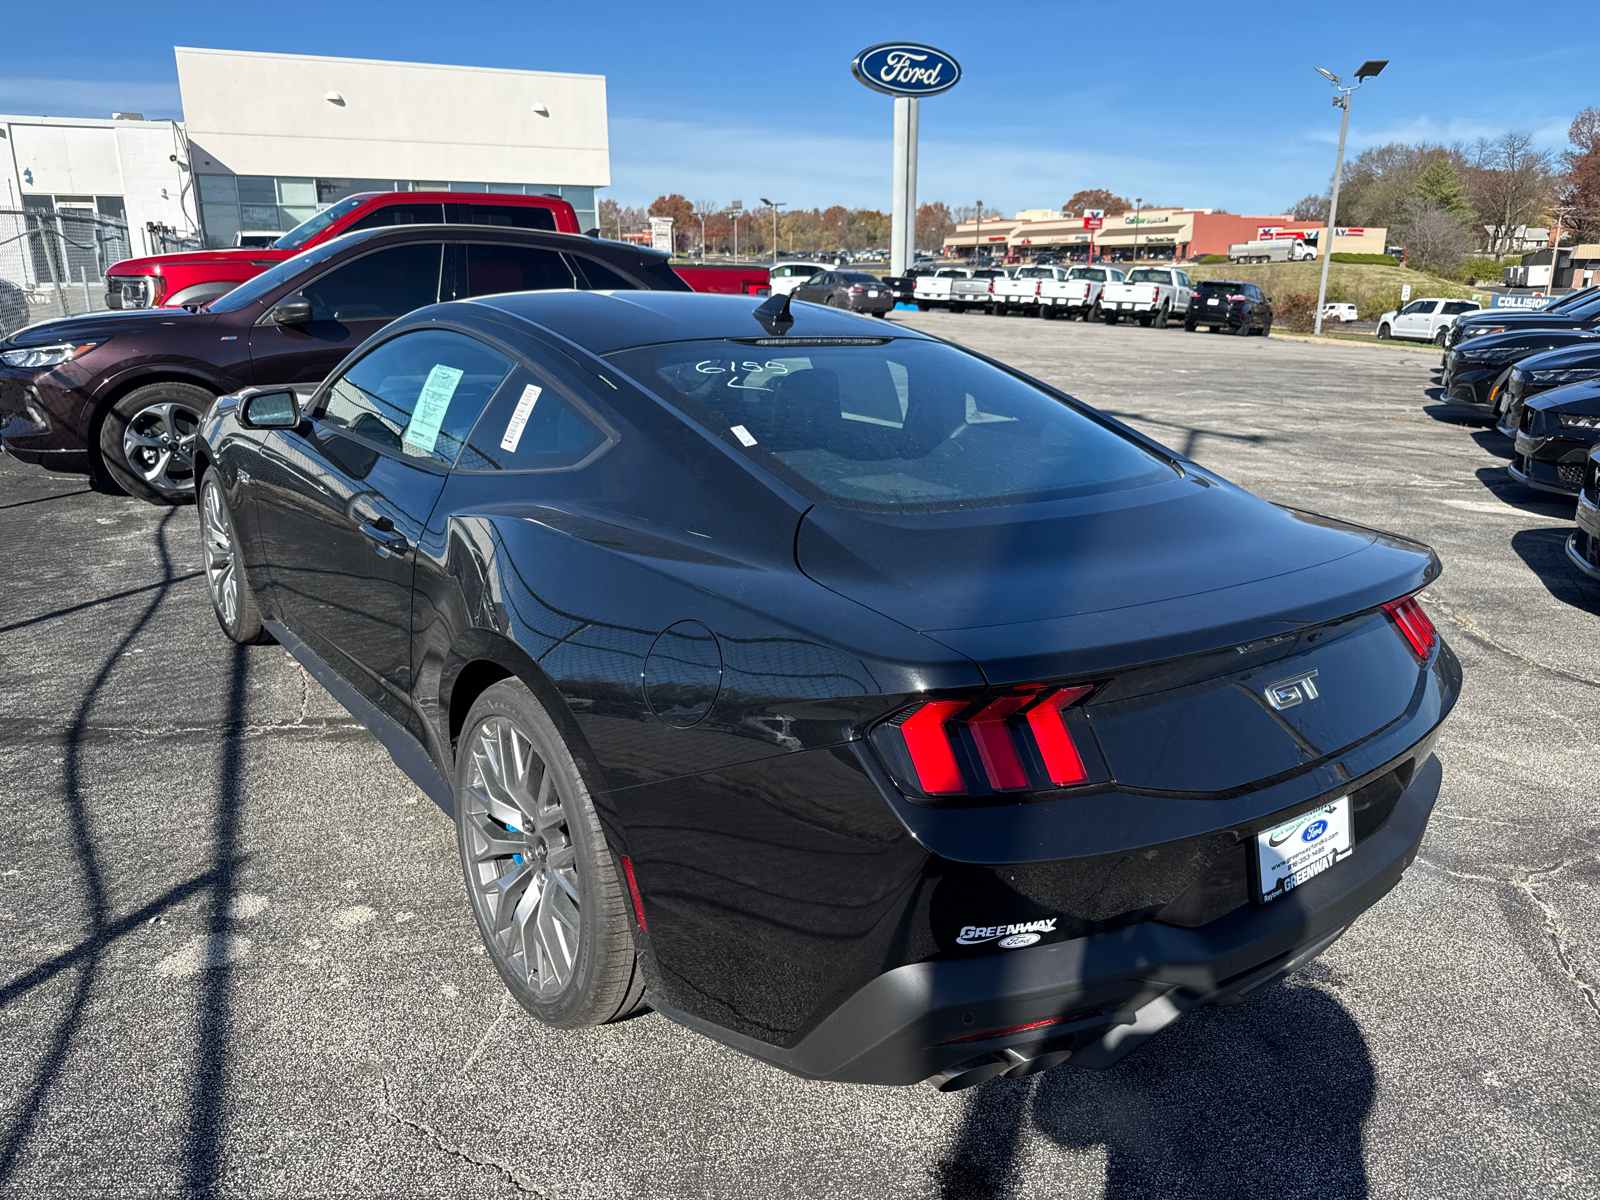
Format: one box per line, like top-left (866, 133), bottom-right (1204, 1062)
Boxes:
top-left (3, 47), bottom-right (609, 257)
top-left (946, 208), bottom-right (1389, 261)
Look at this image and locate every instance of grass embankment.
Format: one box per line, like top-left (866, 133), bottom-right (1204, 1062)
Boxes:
top-left (1184, 261), bottom-right (1484, 321)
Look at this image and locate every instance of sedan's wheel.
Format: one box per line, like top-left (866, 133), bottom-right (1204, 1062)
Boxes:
top-left (456, 680), bottom-right (644, 1028)
top-left (98, 382), bottom-right (213, 504)
top-left (198, 470), bottom-right (270, 644)
top-left (1377, 323), bottom-right (1392, 340)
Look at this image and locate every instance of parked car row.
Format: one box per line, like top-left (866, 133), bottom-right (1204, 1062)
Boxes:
top-left (0, 249), bottom-right (1460, 1093)
top-left (1435, 287), bottom-right (1600, 581)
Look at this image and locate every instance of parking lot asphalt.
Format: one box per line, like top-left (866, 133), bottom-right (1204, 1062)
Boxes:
top-left (2, 311), bottom-right (1597, 1199)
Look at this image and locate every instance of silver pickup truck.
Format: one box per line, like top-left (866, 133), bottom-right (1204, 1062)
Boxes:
top-left (913, 267), bottom-right (1008, 313)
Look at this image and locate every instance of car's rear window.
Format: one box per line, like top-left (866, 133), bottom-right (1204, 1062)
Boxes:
top-left (1127, 269), bottom-right (1172, 284)
top-left (606, 339), bottom-right (1172, 511)
top-left (1069, 268), bottom-right (1107, 282)
top-left (1196, 280), bottom-right (1242, 292)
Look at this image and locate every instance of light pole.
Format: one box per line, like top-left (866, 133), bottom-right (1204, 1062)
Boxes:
top-left (1313, 59), bottom-right (1388, 335)
top-left (761, 197), bottom-right (785, 267)
top-left (1134, 197), bottom-right (1142, 261)
top-left (974, 199), bottom-right (982, 263)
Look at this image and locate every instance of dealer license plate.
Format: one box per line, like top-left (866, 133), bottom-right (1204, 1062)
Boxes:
top-left (1578, 500), bottom-right (1600, 538)
top-left (1207, 298), bottom-right (1219, 305)
top-left (1255, 798), bottom-right (1353, 903)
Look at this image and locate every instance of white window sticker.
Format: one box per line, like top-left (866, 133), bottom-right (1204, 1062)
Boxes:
top-left (731, 424), bottom-right (758, 447)
top-left (500, 384), bottom-right (543, 452)
top-left (403, 363), bottom-right (464, 454)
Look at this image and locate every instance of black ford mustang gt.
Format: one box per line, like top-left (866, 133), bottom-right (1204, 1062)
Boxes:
top-left (194, 290), bottom-right (1460, 1091)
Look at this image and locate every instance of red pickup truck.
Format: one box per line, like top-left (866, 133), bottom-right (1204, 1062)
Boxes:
top-left (105, 190), bottom-right (766, 307)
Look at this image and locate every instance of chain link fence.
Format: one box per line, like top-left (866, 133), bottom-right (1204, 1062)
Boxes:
top-left (0, 207), bottom-right (134, 337)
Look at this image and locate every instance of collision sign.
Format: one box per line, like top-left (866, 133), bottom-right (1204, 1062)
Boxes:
top-left (851, 43), bottom-right (963, 97)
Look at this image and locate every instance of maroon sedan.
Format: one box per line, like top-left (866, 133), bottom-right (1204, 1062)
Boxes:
top-left (0, 225), bottom-right (686, 503)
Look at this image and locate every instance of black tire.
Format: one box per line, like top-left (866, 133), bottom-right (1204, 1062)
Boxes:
top-left (951, 303), bottom-right (966, 314)
top-left (198, 470), bottom-right (271, 645)
top-left (1234, 314), bottom-right (1252, 336)
top-left (1377, 323), bottom-right (1392, 340)
top-left (1210, 325), bottom-right (1222, 333)
top-left (97, 381), bottom-right (214, 504)
top-left (917, 302), bottom-right (931, 312)
top-left (1103, 310), bottom-right (1119, 325)
top-left (1184, 320), bottom-right (1197, 332)
top-left (1154, 303), bottom-right (1169, 329)
top-left (1263, 316), bottom-right (1274, 337)
top-left (1041, 306), bottom-right (1057, 320)
top-left (1137, 312), bottom-right (1154, 327)
top-left (455, 679), bottom-right (645, 1029)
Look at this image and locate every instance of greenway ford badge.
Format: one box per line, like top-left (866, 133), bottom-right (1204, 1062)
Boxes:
top-left (851, 43), bottom-right (963, 98)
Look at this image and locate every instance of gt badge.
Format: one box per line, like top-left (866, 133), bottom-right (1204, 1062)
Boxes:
top-left (1264, 669), bottom-right (1319, 710)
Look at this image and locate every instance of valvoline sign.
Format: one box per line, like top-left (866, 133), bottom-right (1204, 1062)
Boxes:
top-left (851, 43), bottom-right (963, 97)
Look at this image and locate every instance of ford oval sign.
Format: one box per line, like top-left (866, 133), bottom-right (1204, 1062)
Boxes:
top-left (851, 43), bottom-right (962, 98)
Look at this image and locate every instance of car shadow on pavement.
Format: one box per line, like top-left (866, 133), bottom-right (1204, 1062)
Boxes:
top-left (1467, 429), bottom-right (1513, 460)
top-left (1473, 467), bottom-right (1576, 518)
top-left (1510, 527), bottom-right (1600, 616)
top-left (0, 509), bottom-right (250, 1194)
top-left (932, 977), bottom-right (1374, 1200)
top-left (1421, 401), bottom-right (1491, 428)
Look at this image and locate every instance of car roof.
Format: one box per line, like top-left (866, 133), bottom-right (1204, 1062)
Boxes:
top-left (454, 290), bottom-right (936, 356)
top-left (310, 223), bottom-right (672, 265)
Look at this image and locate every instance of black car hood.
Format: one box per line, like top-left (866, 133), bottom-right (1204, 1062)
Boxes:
top-left (1458, 326), bottom-right (1598, 361)
top-left (1529, 378), bottom-right (1600, 415)
top-left (1515, 337), bottom-right (1600, 375)
top-left (1460, 311), bottom-right (1593, 339)
top-left (2, 306), bottom-right (211, 348)
top-left (796, 472), bottom-right (1436, 681)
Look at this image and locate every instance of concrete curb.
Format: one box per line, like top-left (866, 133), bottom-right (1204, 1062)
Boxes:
top-left (1266, 331), bottom-right (1441, 355)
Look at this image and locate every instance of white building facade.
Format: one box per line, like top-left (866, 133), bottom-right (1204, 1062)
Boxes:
top-left (1, 47), bottom-right (610, 261)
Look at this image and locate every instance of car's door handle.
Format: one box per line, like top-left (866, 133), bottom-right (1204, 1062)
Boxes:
top-left (359, 519), bottom-right (410, 558)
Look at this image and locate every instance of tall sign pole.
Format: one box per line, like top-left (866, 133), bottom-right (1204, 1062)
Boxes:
top-left (853, 42), bottom-right (962, 278)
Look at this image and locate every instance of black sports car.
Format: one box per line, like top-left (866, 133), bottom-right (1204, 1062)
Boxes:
top-left (1441, 324), bottom-right (1600, 415)
top-left (1502, 379), bottom-right (1600, 496)
top-left (1495, 340), bottom-right (1600, 436)
top-left (1442, 287), bottom-right (1600, 355)
top-left (1570, 448), bottom-right (1600, 579)
top-left (790, 271), bottom-right (896, 316)
top-left (195, 290), bottom-right (1459, 1090)
top-left (0, 225), bottom-right (685, 503)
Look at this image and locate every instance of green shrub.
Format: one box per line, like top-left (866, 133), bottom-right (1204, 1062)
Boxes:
top-left (1196, 254), bottom-right (1229, 263)
top-left (1362, 286), bottom-right (1406, 322)
top-left (1273, 293), bottom-right (1318, 333)
top-left (1331, 252), bottom-right (1400, 266)
top-left (1448, 254), bottom-right (1513, 284)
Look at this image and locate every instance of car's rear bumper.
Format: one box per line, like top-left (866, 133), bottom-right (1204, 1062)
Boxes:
top-left (1188, 306), bottom-right (1245, 327)
top-left (653, 753), bottom-right (1442, 1087)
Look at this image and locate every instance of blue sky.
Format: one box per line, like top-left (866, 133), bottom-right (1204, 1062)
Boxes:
top-left (6, 2), bottom-right (1598, 217)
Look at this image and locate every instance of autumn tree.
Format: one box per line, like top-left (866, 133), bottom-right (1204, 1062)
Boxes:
top-left (648, 193), bottom-right (697, 252)
top-left (1062, 189), bottom-right (1130, 216)
top-left (916, 202), bottom-right (955, 251)
top-left (1561, 107), bottom-right (1600, 240)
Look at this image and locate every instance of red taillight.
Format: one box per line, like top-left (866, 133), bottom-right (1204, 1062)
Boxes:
top-left (876, 685), bottom-right (1098, 798)
top-left (936, 1012), bottom-right (1101, 1046)
top-left (1026, 685), bottom-right (1094, 785)
top-left (849, 286), bottom-right (866, 294)
top-left (620, 854), bottom-right (648, 934)
top-left (1227, 293), bottom-right (1248, 302)
top-left (1034, 282), bottom-right (1042, 296)
top-left (898, 700), bottom-right (968, 794)
top-left (988, 280), bottom-right (995, 293)
top-left (1383, 595), bottom-right (1437, 660)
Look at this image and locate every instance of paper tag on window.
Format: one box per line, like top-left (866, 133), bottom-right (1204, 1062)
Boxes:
top-left (403, 363), bottom-right (464, 454)
top-left (731, 424), bottom-right (757, 447)
top-left (500, 384), bottom-right (543, 452)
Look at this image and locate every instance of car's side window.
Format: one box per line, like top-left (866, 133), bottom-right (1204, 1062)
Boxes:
top-left (571, 256), bottom-right (643, 290)
top-left (460, 243), bottom-right (578, 298)
top-left (314, 329), bottom-right (515, 468)
top-left (301, 243), bottom-right (443, 322)
top-left (451, 203), bottom-right (559, 231)
top-left (457, 365), bottom-right (615, 473)
top-left (346, 203), bottom-right (446, 232)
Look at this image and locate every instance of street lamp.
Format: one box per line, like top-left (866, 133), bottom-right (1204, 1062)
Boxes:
top-left (1134, 197), bottom-right (1142, 261)
top-left (761, 197), bottom-right (784, 267)
top-left (1313, 59), bottom-right (1388, 335)
top-left (974, 199), bottom-right (982, 263)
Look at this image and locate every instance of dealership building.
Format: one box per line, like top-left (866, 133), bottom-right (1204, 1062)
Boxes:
top-left (2, 47), bottom-right (609, 259)
top-left (946, 208), bottom-right (1389, 260)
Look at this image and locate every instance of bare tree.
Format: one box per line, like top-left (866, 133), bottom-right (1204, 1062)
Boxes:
top-left (1466, 133), bottom-right (1554, 254)
top-left (1288, 193), bottom-right (1329, 221)
top-left (1399, 198), bottom-right (1471, 272)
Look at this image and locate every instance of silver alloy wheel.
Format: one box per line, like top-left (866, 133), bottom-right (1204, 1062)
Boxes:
top-left (201, 480), bottom-right (237, 629)
top-left (122, 401), bottom-right (203, 495)
top-left (463, 717), bottom-right (581, 998)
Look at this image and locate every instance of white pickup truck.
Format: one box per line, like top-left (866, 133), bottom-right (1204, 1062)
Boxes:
top-left (1098, 267), bottom-right (1197, 327)
top-left (990, 265), bottom-right (1073, 316)
top-left (1037, 265), bottom-right (1127, 321)
top-left (913, 267), bottom-right (1008, 313)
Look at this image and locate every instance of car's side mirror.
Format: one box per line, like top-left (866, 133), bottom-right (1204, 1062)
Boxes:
top-left (266, 294), bottom-right (313, 325)
top-left (238, 387), bottom-right (300, 429)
